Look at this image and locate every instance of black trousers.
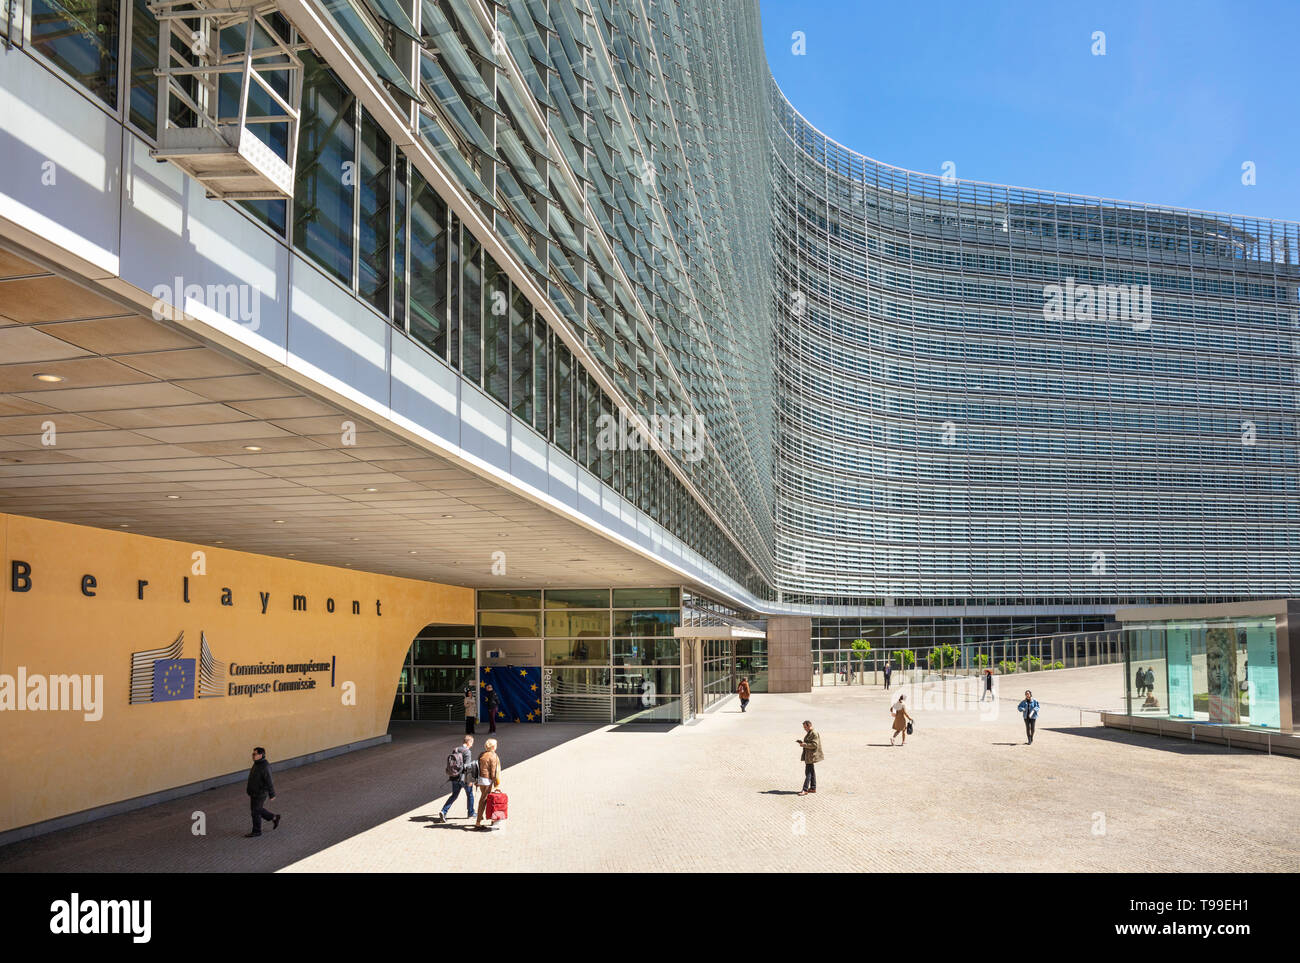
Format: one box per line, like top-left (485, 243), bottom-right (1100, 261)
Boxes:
top-left (465, 716), bottom-right (476, 735)
top-left (883, 675), bottom-right (891, 689)
top-left (487, 710), bottom-right (497, 733)
top-left (1024, 716), bottom-right (1036, 743)
top-left (740, 698), bottom-right (749, 712)
top-left (249, 794), bottom-right (277, 833)
top-left (802, 763), bottom-right (816, 791)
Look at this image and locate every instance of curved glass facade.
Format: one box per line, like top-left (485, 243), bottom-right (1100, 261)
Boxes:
top-left (770, 84), bottom-right (1300, 607)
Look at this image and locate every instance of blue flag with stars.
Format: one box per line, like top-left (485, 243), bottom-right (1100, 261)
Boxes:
top-left (480, 665), bottom-right (542, 723)
top-left (152, 658), bottom-right (195, 702)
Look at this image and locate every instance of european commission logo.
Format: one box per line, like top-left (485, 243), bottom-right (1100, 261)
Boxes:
top-left (129, 631), bottom-right (226, 705)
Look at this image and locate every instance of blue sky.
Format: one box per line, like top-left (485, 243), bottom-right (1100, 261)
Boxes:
top-left (762, 0), bottom-right (1300, 222)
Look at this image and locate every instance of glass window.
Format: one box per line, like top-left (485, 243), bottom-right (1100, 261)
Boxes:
top-left (555, 341), bottom-right (573, 453)
top-left (392, 155), bottom-right (406, 327)
top-left (548, 667), bottom-right (610, 693)
top-left (477, 589), bottom-right (540, 610)
top-left (294, 52), bottom-right (356, 284)
top-left (533, 317), bottom-right (549, 435)
top-left (448, 214), bottom-right (460, 368)
top-left (613, 638), bottom-right (680, 665)
top-left (483, 253), bottom-right (509, 404)
top-left (412, 637), bottom-right (474, 664)
top-left (478, 610), bottom-right (541, 638)
top-left (358, 109), bottom-right (391, 313)
top-left (413, 667), bottom-right (475, 692)
top-left (545, 610), bottom-right (611, 638)
top-left (461, 231), bottom-right (482, 382)
top-left (31, 0), bottom-right (120, 108)
top-left (613, 609), bottom-right (680, 637)
top-left (614, 666), bottom-right (680, 697)
top-left (408, 166), bottom-right (447, 354)
top-left (544, 638), bottom-right (611, 665)
top-left (612, 588), bottom-right (680, 608)
top-left (545, 588), bottom-right (609, 608)
top-left (510, 288), bottom-right (533, 422)
top-left (614, 695), bottom-right (680, 723)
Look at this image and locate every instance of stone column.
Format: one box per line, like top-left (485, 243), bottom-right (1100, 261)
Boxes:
top-left (767, 616), bottom-right (812, 693)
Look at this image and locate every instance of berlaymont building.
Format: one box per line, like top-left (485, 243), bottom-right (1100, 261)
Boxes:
top-left (1, 0), bottom-right (1299, 839)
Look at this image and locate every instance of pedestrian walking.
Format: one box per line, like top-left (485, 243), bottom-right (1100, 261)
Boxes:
top-left (1134, 666), bottom-right (1145, 698)
top-left (1017, 690), bottom-right (1040, 744)
top-left (474, 737), bottom-right (502, 830)
top-left (796, 720), bottom-right (822, 796)
top-left (883, 661), bottom-right (893, 690)
top-left (889, 694), bottom-right (912, 745)
top-left (1144, 666), bottom-right (1156, 696)
top-left (436, 734), bottom-right (476, 822)
top-left (244, 746), bottom-right (280, 837)
top-left (484, 683), bottom-right (501, 733)
top-left (982, 668), bottom-right (994, 702)
top-left (737, 677), bottom-right (751, 712)
top-left (463, 684), bottom-right (477, 735)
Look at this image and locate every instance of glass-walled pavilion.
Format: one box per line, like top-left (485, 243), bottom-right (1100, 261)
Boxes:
top-left (1117, 600), bottom-right (1297, 732)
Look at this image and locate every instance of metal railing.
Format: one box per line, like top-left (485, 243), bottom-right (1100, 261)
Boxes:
top-left (813, 630), bottom-right (1122, 686)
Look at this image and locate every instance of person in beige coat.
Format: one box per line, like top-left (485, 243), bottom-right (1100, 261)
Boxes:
top-left (797, 720), bottom-right (823, 795)
top-left (474, 738), bottom-right (501, 830)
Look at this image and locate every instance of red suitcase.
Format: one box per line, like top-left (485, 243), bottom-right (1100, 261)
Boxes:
top-left (484, 790), bottom-right (508, 821)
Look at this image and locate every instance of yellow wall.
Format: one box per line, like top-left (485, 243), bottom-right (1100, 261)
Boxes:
top-left (0, 513), bottom-right (474, 834)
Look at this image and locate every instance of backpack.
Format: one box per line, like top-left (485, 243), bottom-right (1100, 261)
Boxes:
top-left (445, 748), bottom-right (464, 779)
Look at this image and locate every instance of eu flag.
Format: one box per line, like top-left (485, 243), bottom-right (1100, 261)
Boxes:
top-left (480, 665), bottom-right (542, 723)
top-left (152, 658), bottom-right (195, 702)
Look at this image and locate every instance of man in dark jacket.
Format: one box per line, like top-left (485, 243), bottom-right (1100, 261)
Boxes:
top-left (436, 735), bottom-right (476, 822)
top-left (796, 720), bottom-right (823, 796)
top-left (484, 683), bottom-right (500, 733)
top-left (244, 747), bottom-right (280, 837)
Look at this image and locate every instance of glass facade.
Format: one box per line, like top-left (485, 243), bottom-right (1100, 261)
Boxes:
top-left (392, 624), bottom-right (476, 721)
top-left (1123, 617), bottom-right (1282, 729)
top-left (476, 588), bottom-right (683, 724)
top-left (17, 0), bottom-right (1300, 626)
top-left (772, 86), bottom-right (1300, 607)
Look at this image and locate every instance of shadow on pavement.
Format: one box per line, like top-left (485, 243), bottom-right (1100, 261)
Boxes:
top-left (0, 721), bottom-right (602, 873)
top-left (1047, 725), bottom-right (1256, 755)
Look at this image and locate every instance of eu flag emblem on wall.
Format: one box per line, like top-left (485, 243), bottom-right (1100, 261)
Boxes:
top-left (480, 665), bottom-right (542, 723)
top-left (152, 659), bottom-right (195, 702)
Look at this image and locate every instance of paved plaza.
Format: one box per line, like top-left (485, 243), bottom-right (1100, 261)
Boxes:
top-left (5, 664), bottom-right (1299, 873)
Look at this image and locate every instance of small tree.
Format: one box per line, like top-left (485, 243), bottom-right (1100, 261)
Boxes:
top-left (997, 659), bottom-right (1018, 674)
top-left (974, 652), bottom-right (990, 668)
top-left (898, 649), bottom-right (916, 669)
top-left (850, 639), bottom-right (871, 680)
top-left (929, 643), bottom-right (961, 672)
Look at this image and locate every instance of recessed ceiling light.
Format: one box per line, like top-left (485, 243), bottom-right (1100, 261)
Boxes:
top-left (409, 550), bottom-right (418, 555)
top-left (215, 540), bottom-right (224, 544)
top-left (33, 373), bottom-right (64, 383)
top-left (496, 532), bottom-right (506, 537)
top-left (119, 523), bottom-right (129, 528)
top-left (274, 520), bottom-right (285, 524)
top-left (243, 445), bottom-right (263, 452)
top-left (441, 514), bottom-right (453, 518)
top-left (166, 494), bottom-right (180, 499)
top-left (364, 487), bottom-right (378, 492)
top-left (351, 537), bottom-right (360, 541)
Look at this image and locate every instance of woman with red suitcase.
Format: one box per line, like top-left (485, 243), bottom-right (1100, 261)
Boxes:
top-left (475, 738), bottom-right (505, 830)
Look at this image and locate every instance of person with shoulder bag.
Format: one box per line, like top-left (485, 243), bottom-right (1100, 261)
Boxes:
top-left (890, 694), bottom-right (913, 746)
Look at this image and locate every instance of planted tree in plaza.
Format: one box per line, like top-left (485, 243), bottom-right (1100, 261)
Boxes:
top-left (898, 649), bottom-right (915, 670)
top-left (928, 643), bottom-right (961, 676)
top-left (851, 638), bottom-right (871, 680)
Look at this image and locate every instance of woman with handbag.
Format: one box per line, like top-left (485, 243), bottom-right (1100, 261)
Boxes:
top-left (890, 693), bottom-right (913, 745)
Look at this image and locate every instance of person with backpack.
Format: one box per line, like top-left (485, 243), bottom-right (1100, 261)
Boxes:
top-left (474, 738), bottom-right (502, 830)
top-left (484, 683), bottom-right (501, 734)
top-left (436, 735), bottom-right (476, 822)
top-left (1017, 690), bottom-right (1041, 744)
top-left (463, 684), bottom-right (477, 735)
top-left (737, 677), bottom-right (751, 712)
